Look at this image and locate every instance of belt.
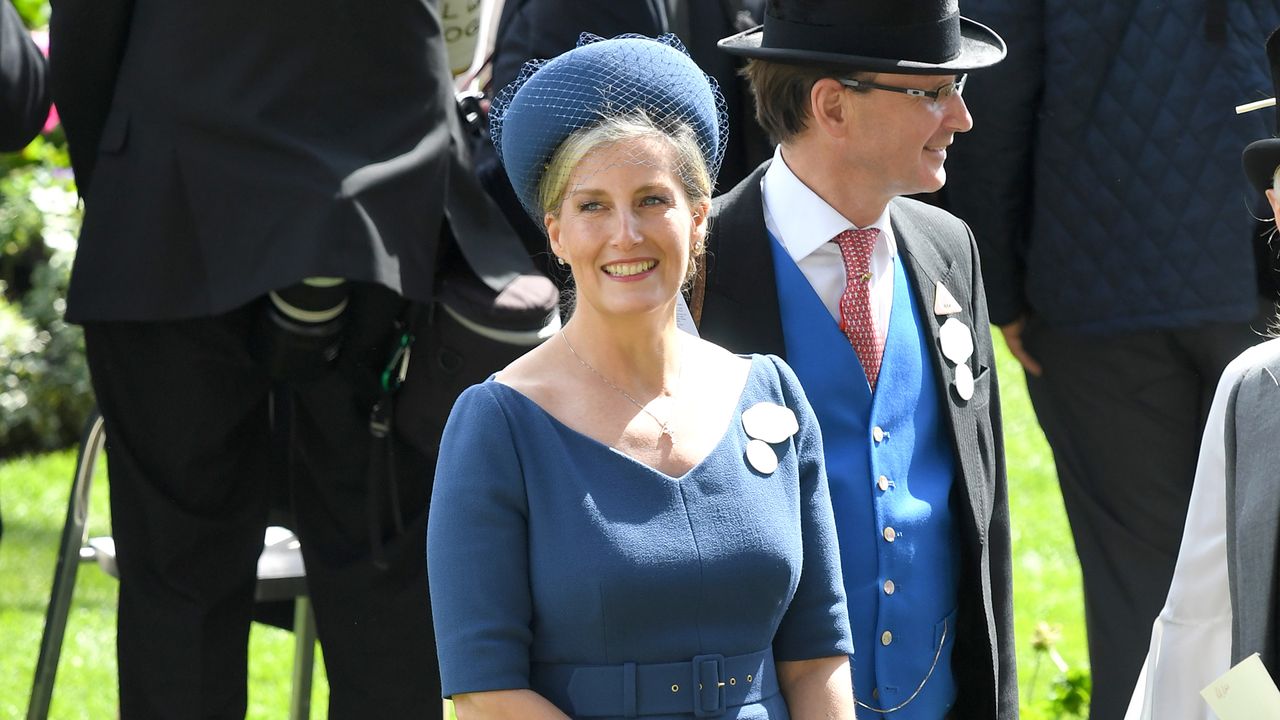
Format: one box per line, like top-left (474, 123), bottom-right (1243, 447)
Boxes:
top-left (531, 648), bottom-right (777, 718)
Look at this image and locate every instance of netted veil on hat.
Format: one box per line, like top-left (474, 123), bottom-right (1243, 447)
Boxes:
top-left (489, 33), bottom-right (728, 220)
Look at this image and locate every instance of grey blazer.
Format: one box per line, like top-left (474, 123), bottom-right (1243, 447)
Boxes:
top-left (698, 161), bottom-right (1018, 719)
top-left (1224, 339), bottom-right (1280, 675)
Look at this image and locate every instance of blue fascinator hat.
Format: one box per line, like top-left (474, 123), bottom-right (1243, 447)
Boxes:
top-left (489, 33), bottom-right (728, 220)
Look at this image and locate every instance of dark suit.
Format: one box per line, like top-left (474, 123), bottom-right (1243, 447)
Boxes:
top-left (699, 162), bottom-right (1017, 719)
top-left (0, 0), bottom-right (49, 151)
top-left (56, 0), bottom-right (456, 321)
top-left (50, 1), bottom-right (463, 716)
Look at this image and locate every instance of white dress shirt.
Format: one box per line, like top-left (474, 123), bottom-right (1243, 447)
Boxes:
top-left (761, 146), bottom-right (897, 337)
top-left (1124, 339), bottom-right (1280, 720)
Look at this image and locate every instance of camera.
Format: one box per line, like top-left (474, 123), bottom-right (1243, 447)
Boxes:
top-left (255, 277), bottom-right (349, 381)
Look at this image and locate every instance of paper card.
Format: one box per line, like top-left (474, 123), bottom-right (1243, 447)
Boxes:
top-left (1201, 653), bottom-right (1280, 719)
top-left (676, 294), bottom-right (700, 337)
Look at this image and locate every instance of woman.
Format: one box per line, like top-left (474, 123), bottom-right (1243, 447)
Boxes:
top-left (1125, 28), bottom-right (1280, 719)
top-left (428, 34), bottom-right (855, 719)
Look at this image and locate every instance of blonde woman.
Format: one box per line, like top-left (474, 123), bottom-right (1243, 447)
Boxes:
top-left (427, 34), bottom-right (854, 720)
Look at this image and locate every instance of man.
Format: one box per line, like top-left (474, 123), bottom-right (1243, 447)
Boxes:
top-left (47, 1), bottom-right (506, 716)
top-left (698, 1), bottom-right (1016, 717)
top-left (0, 0), bottom-right (48, 153)
top-left (943, 2), bottom-right (1280, 716)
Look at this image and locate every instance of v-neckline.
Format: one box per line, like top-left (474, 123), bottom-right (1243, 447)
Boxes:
top-left (489, 355), bottom-right (760, 482)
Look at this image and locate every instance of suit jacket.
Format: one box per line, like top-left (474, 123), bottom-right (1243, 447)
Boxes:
top-left (1224, 339), bottom-right (1280, 676)
top-left (699, 162), bottom-right (1017, 718)
top-left (0, 0), bottom-right (49, 151)
top-left (53, 0), bottom-right (462, 322)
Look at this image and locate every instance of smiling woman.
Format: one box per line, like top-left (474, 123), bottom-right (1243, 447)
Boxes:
top-left (426, 33), bottom-right (857, 720)
top-left (542, 124), bottom-right (708, 320)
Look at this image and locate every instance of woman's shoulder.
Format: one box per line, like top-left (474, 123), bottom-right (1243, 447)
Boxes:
top-left (688, 339), bottom-right (811, 410)
top-left (489, 337), bottom-right (565, 402)
top-left (445, 381), bottom-right (513, 433)
top-left (1219, 337), bottom-right (1280, 414)
top-left (1225, 337), bottom-right (1280, 385)
top-left (740, 351), bottom-right (805, 397)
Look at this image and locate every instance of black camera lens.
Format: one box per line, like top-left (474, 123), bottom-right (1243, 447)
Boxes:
top-left (257, 278), bottom-right (349, 380)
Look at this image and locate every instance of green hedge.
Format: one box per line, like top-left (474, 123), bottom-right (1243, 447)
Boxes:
top-left (0, 143), bottom-right (90, 457)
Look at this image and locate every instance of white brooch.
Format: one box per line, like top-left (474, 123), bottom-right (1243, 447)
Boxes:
top-left (938, 316), bottom-right (976, 401)
top-left (741, 402), bottom-right (800, 474)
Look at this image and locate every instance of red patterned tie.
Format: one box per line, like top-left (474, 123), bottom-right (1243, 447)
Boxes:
top-left (834, 228), bottom-right (884, 389)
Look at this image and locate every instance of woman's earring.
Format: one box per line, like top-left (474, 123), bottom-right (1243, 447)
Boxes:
top-left (556, 256), bottom-right (567, 267)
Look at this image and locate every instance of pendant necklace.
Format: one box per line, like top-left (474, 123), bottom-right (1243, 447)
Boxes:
top-left (560, 330), bottom-right (681, 442)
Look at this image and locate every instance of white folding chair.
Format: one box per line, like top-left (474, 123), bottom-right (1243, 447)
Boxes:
top-left (27, 409), bottom-right (319, 720)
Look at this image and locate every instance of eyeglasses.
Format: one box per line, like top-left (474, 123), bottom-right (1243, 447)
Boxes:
top-left (838, 74), bottom-right (968, 104)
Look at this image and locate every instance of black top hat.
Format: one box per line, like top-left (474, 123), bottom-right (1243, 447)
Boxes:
top-left (1243, 29), bottom-right (1280, 192)
top-left (719, 0), bottom-right (1005, 74)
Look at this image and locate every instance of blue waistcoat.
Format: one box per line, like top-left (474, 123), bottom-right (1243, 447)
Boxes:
top-left (769, 233), bottom-right (960, 718)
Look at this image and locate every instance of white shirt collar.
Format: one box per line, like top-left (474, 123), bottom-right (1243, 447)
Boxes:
top-left (761, 145), bottom-right (897, 263)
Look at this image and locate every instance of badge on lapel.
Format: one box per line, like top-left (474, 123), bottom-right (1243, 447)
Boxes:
top-left (741, 402), bottom-right (799, 474)
top-left (933, 281), bottom-right (962, 316)
top-left (935, 285), bottom-right (975, 402)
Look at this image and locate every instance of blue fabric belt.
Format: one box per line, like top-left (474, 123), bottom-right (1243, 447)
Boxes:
top-left (531, 648), bottom-right (778, 718)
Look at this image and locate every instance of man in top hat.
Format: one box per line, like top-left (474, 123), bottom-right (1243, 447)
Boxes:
top-left (696, 0), bottom-right (1016, 717)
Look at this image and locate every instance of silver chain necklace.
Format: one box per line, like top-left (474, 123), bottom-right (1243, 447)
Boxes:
top-left (560, 330), bottom-right (680, 442)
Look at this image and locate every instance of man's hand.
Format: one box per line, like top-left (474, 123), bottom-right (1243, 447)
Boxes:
top-left (1000, 316), bottom-right (1042, 377)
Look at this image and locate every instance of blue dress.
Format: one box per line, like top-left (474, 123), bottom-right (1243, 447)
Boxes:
top-left (428, 354), bottom-right (853, 719)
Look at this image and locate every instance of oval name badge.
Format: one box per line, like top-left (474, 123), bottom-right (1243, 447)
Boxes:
top-left (741, 402), bottom-right (799, 444)
top-left (746, 438), bottom-right (779, 474)
top-left (954, 362), bottom-right (975, 401)
top-left (938, 317), bottom-right (974, 365)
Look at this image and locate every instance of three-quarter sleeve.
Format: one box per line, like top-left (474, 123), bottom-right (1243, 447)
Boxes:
top-left (767, 356), bottom-right (855, 661)
top-left (428, 383), bottom-right (534, 697)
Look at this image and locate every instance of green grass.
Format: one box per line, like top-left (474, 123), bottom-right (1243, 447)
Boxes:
top-left (996, 335), bottom-right (1090, 710)
top-left (0, 338), bottom-right (1084, 718)
top-left (0, 451), bottom-right (333, 718)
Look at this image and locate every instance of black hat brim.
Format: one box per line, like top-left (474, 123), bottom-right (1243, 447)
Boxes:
top-left (1244, 138), bottom-right (1280, 193)
top-left (719, 17), bottom-right (1006, 74)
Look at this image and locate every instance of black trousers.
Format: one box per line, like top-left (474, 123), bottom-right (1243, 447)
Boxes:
top-left (1022, 307), bottom-right (1270, 720)
top-left (83, 285), bottom-right (441, 719)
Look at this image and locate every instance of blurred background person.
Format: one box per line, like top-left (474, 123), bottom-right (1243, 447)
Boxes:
top-left (1126, 26), bottom-right (1280, 719)
top-left (430, 34), bottom-right (855, 719)
top-left (0, 0), bottom-right (51, 547)
top-left (43, 0), bottom-right (557, 716)
top-left (944, 2), bottom-right (1280, 716)
top-left (0, 0), bottom-right (48, 152)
